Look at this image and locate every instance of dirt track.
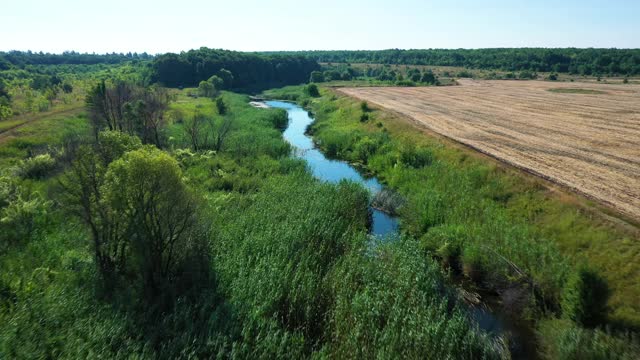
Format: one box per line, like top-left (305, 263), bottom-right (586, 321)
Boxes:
top-left (339, 80), bottom-right (640, 221)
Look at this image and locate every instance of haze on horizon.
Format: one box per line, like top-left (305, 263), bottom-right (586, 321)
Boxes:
top-left (2, 0), bottom-right (639, 54)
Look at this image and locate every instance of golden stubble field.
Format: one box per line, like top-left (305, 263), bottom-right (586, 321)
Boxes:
top-left (339, 80), bottom-right (640, 221)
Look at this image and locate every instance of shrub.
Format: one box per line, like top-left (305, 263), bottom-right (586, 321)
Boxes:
top-left (267, 108), bottom-right (289, 130)
top-left (14, 154), bottom-right (56, 179)
top-left (216, 97), bottom-right (227, 115)
top-left (0, 192), bottom-right (51, 248)
top-left (623, 77), bottom-right (629, 84)
top-left (548, 73), bottom-right (559, 81)
top-left (562, 265), bottom-right (610, 327)
top-left (359, 113), bottom-right (369, 122)
top-left (304, 83), bottom-right (320, 97)
top-left (360, 101), bottom-right (370, 112)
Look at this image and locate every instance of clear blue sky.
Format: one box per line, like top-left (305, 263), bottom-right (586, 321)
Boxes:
top-left (1, 0), bottom-right (638, 53)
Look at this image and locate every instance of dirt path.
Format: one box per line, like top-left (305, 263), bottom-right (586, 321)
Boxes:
top-left (339, 80), bottom-right (640, 221)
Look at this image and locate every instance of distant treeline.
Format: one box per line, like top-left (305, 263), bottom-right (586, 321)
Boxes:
top-left (0, 51), bottom-right (152, 69)
top-left (150, 48), bottom-right (320, 89)
top-left (261, 48), bottom-right (640, 75)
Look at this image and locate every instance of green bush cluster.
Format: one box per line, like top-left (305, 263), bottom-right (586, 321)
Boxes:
top-left (14, 153), bottom-right (56, 179)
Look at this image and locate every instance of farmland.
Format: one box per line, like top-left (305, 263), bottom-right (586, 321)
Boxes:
top-left (339, 80), bottom-right (640, 221)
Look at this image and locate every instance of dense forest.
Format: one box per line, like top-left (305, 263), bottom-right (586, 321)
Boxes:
top-left (151, 48), bottom-right (320, 89)
top-left (0, 51), bottom-right (152, 69)
top-left (262, 48), bottom-right (640, 75)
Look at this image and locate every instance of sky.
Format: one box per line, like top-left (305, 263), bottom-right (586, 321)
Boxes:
top-left (1, 0), bottom-right (638, 54)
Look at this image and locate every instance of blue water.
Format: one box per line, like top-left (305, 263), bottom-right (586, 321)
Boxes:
top-left (266, 100), bottom-right (399, 237)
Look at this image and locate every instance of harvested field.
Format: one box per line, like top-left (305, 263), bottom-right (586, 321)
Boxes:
top-left (339, 80), bottom-right (640, 221)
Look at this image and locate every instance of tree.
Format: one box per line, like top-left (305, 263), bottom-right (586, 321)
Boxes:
top-left (217, 68), bottom-right (234, 89)
top-left (183, 111), bottom-right (207, 151)
top-left (198, 80), bottom-right (215, 98)
top-left (62, 83), bottom-right (73, 93)
top-left (61, 141), bottom-right (199, 296)
top-left (59, 131), bottom-right (143, 289)
top-left (304, 83), bottom-right (320, 97)
top-left (198, 75), bottom-right (223, 99)
top-left (102, 148), bottom-right (197, 296)
top-left (420, 70), bottom-right (437, 84)
top-left (309, 71), bottom-right (324, 83)
top-left (216, 97), bottom-right (227, 115)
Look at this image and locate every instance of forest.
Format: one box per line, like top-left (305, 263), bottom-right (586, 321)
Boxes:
top-left (262, 48), bottom-right (640, 75)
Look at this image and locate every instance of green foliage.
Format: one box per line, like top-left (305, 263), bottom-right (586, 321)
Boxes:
top-left (14, 153), bottom-right (56, 179)
top-left (562, 265), bottom-right (611, 328)
top-left (102, 147), bottom-right (200, 295)
top-left (547, 73), bottom-right (559, 81)
top-left (304, 83), bottom-right (320, 97)
top-left (217, 68), bottom-right (234, 89)
top-left (215, 96), bottom-right (227, 115)
top-left (262, 48), bottom-right (640, 75)
top-left (96, 130), bottom-right (143, 164)
top-left (0, 177), bottom-right (51, 249)
top-left (329, 239), bottom-right (506, 359)
top-left (421, 69), bottom-right (438, 84)
top-left (309, 70), bottom-right (324, 83)
top-left (538, 319), bottom-right (640, 360)
top-left (151, 48), bottom-right (319, 88)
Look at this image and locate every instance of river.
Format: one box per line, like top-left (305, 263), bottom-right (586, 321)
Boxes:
top-left (264, 99), bottom-right (537, 359)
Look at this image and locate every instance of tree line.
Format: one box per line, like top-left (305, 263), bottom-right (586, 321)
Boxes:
top-left (262, 48), bottom-right (640, 76)
top-left (0, 51), bottom-right (152, 69)
top-left (150, 48), bottom-right (320, 89)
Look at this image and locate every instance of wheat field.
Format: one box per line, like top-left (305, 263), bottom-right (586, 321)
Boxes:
top-left (339, 80), bottom-right (640, 220)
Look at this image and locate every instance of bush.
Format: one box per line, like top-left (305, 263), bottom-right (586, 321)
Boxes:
top-left (304, 83), bottom-right (320, 97)
top-left (0, 191), bottom-right (51, 248)
top-left (562, 265), bottom-right (610, 327)
top-left (547, 73), bottom-right (559, 81)
top-left (216, 97), bottom-right (227, 115)
top-left (359, 113), bottom-right (369, 123)
top-left (14, 154), bottom-right (56, 179)
top-left (267, 108), bottom-right (289, 130)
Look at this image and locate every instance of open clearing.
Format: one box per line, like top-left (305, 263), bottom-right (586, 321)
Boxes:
top-left (339, 80), bottom-right (640, 221)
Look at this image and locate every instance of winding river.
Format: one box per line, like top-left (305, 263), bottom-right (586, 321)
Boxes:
top-left (265, 100), bottom-right (536, 359)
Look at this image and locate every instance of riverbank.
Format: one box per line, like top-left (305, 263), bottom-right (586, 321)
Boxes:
top-left (262, 84), bottom-right (640, 358)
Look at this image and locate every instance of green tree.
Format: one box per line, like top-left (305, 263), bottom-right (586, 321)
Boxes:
top-left (420, 70), bottom-right (437, 84)
top-left (216, 97), bottom-right (227, 115)
top-left (102, 148), bottom-right (198, 295)
top-left (304, 83), bottom-right (320, 97)
top-left (217, 68), bottom-right (234, 89)
top-left (309, 71), bottom-right (324, 83)
top-left (198, 80), bottom-right (216, 98)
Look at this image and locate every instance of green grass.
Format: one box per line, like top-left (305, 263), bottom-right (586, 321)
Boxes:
top-left (0, 119), bottom-right (27, 132)
top-left (276, 85), bottom-right (640, 329)
top-left (0, 89), bottom-right (508, 359)
top-left (0, 112), bottom-right (90, 167)
top-left (548, 88), bottom-right (608, 94)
